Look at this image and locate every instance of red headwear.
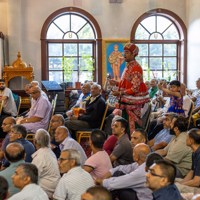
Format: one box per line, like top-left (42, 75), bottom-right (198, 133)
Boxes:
top-left (124, 43), bottom-right (139, 56)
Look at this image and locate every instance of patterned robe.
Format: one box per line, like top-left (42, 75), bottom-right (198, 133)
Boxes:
top-left (117, 60), bottom-right (149, 133)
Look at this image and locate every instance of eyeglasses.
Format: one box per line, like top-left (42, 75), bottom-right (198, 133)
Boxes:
top-left (58, 158), bottom-right (71, 162)
top-left (147, 169), bottom-right (165, 178)
top-left (30, 91), bottom-right (38, 95)
top-left (2, 123), bottom-right (11, 126)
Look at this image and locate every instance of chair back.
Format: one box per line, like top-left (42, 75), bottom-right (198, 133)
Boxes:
top-left (26, 133), bottom-right (35, 143)
top-left (141, 102), bottom-right (152, 132)
top-left (99, 103), bottom-right (109, 130)
top-left (12, 93), bottom-right (22, 116)
top-left (187, 100), bottom-right (194, 130)
top-left (0, 100), bottom-right (4, 115)
top-left (47, 94), bottom-right (58, 132)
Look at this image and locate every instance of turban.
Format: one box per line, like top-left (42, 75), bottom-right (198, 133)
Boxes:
top-left (124, 43), bottom-right (139, 56)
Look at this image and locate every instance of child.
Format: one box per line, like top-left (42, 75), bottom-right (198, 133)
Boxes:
top-left (158, 80), bottom-right (184, 115)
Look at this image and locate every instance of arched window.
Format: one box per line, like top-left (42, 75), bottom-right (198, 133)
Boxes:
top-left (41, 7), bottom-right (102, 84)
top-left (131, 9), bottom-right (187, 82)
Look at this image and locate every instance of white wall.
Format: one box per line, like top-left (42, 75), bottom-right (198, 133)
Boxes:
top-left (186, 0), bottom-right (200, 89)
top-left (1, 0), bottom-right (190, 86)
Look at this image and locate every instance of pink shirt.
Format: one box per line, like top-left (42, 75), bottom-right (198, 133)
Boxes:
top-left (84, 151), bottom-right (112, 179)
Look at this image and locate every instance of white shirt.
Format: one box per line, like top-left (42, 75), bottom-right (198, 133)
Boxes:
top-left (0, 87), bottom-right (17, 116)
top-left (53, 166), bottom-right (94, 200)
top-left (60, 137), bottom-right (87, 165)
top-left (8, 183), bottom-right (49, 200)
top-left (31, 147), bottom-right (60, 198)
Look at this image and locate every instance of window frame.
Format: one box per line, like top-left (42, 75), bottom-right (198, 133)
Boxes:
top-left (130, 8), bottom-right (187, 83)
top-left (41, 7), bottom-right (102, 83)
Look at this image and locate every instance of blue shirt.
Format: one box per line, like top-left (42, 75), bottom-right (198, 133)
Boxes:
top-left (154, 129), bottom-right (173, 145)
top-left (153, 184), bottom-right (182, 200)
top-left (192, 146), bottom-right (200, 177)
top-left (16, 138), bottom-right (35, 162)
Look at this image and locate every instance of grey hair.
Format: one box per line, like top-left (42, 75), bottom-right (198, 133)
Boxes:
top-left (92, 83), bottom-right (101, 90)
top-left (35, 129), bottom-right (50, 148)
top-left (62, 149), bottom-right (81, 166)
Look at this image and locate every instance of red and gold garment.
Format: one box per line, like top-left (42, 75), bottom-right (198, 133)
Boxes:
top-left (117, 60), bottom-right (149, 133)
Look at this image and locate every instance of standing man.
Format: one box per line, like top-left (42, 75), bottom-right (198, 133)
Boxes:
top-left (146, 160), bottom-right (182, 200)
top-left (109, 43), bottom-right (149, 134)
top-left (110, 118), bottom-right (133, 167)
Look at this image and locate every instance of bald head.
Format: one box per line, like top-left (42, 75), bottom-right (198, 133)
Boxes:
top-left (30, 86), bottom-right (41, 100)
top-left (133, 143), bottom-right (151, 164)
top-left (50, 114), bottom-right (65, 132)
top-left (5, 142), bottom-right (25, 162)
top-left (30, 81), bottom-right (40, 87)
top-left (54, 126), bottom-right (69, 144)
top-left (2, 117), bottom-right (16, 133)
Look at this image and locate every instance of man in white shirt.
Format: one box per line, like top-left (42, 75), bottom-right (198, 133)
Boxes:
top-left (54, 126), bottom-right (87, 165)
top-left (53, 149), bottom-right (94, 200)
top-left (0, 79), bottom-right (17, 117)
top-left (8, 163), bottom-right (49, 200)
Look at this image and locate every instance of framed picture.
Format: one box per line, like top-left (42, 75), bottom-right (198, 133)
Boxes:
top-left (102, 39), bottom-right (129, 84)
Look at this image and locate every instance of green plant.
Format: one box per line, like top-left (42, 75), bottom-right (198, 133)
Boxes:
top-left (80, 54), bottom-right (95, 81)
top-left (62, 56), bottom-right (74, 82)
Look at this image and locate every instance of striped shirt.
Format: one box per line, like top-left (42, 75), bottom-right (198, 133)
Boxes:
top-left (53, 166), bottom-right (94, 200)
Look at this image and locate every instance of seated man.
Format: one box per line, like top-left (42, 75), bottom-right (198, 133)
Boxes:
top-left (9, 125), bottom-right (35, 162)
top-left (149, 78), bottom-right (158, 99)
top-left (30, 80), bottom-right (48, 99)
top-left (147, 113), bottom-right (177, 151)
top-left (65, 83), bottom-right (106, 138)
top-left (96, 144), bottom-right (152, 200)
top-left (0, 79), bottom-right (17, 134)
top-left (49, 114), bottom-right (65, 158)
top-left (8, 163), bottom-right (49, 200)
top-left (54, 126), bottom-right (87, 165)
top-left (81, 186), bottom-right (112, 200)
top-left (0, 142), bottom-right (25, 196)
top-left (0, 79), bottom-right (17, 117)
top-left (110, 118), bottom-right (133, 167)
top-left (0, 143), bottom-right (25, 197)
top-left (19, 86), bottom-right (52, 133)
top-left (176, 128), bottom-right (200, 194)
top-left (156, 116), bottom-right (192, 178)
top-left (146, 160), bottom-right (182, 200)
top-left (53, 149), bottom-right (94, 200)
top-left (131, 128), bottom-right (147, 147)
top-left (32, 129), bottom-right (60, 198)
top-left (0, 176), bottom-right (8, 200)
top-left (66, 82), bottom-right (91, 117)
top-left (0, 117), bottom-right (16, 161)
top-left (83, 129), bottom-right (112, 179)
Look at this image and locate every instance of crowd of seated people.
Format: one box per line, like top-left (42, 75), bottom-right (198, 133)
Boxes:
top-left (1, 77), bottom-right (200, 200)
